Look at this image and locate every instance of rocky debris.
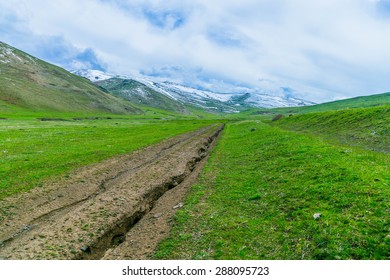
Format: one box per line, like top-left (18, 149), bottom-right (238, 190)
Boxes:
top-left (80, 246), bottom-right (91, 253)
top-left (173, 203), bottom-right (184, 209)
top-left (22, 225), bottom-right (32, 231)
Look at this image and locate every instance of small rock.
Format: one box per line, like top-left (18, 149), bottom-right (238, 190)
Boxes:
top-left (313, 213), bottom-right (321, 219)
top-left (22, 224), bottom-right (31, 231)
top-left (154, 213), bottom-right (163, 218)
top-left (173, 203), bottom-right (184, 209)
top-left (80, 246), bottom-right (91, 253)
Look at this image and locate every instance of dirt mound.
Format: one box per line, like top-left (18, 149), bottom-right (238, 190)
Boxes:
top-left (0, 124), bottom-right (224, 259)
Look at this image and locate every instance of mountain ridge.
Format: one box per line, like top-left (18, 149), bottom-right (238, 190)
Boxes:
top-left (72, 69), bottom-right (316, 113)
top-left (0, 42), bottom-right (141, 115)
top-left (94, 77), bottom-right (191, 114)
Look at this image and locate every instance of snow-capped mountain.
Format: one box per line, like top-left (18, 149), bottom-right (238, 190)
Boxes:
top-left (133, 79), bottom-right (242, 113)
top-left (71, 69), bottom-right (115, 82)
top-left (73, 69), bottom-right (315, 112)
top-left (148, 81), bottom-right (315, 110)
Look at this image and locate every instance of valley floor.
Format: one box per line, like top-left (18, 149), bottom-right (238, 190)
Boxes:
top-left (1, 117), bottom-right (389, 260)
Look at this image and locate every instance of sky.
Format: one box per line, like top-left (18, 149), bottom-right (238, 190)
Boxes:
top-left (1, 0), bottom-right (390, 102)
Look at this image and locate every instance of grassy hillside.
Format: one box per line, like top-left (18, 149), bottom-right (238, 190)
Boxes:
top-left (96, 78), bottom-right (190, 114)
top-left (273, 105), bottom-right (390, 154)
top-left (0, 42), bottom-right (141, 115)
top-left (292, 92), bottom-right (390, 113)
top-left (240, 91), bottom-right (390, 117)
top-left (155, 121), bottom-right (389, 259)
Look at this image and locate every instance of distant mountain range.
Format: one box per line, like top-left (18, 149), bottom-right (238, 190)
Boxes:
top-left (0, 41), bottom-right (315, 116)
top-left (72, 70), bottom-right (316, 113)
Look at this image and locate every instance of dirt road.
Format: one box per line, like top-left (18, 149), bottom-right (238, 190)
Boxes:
top-left (0, 124), bottom-right (224, 259)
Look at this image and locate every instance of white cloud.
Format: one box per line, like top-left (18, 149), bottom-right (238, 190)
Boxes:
top-left (1, 0), bottom-right (390, 102)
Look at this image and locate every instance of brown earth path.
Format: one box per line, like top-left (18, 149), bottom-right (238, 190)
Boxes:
top-left (0, 124), bottom-right (224, 259)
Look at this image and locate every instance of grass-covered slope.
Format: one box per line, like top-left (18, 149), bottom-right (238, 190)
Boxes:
top-left (293, 92), bottom-right (390, 113)
top-left (241, 91), bottom-right (390, 117)
top-left (156, 121), bottom-right (389, 259)
top-left (274, 105), bottom-right (390, 154)
top-left (0, 42), bottom-right (141, 115)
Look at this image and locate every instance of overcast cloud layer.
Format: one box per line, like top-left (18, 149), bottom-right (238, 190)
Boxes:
top-left (1, 0), bottom-right (390, 102)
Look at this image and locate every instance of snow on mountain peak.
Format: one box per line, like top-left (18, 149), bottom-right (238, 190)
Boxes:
top-left (71, 69), bottom-right (115, 82)
top-left (72, 69), bottom-right (316, 111)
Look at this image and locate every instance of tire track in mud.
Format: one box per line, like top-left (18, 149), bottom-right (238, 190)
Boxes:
top-left (0, 124), bottom-right (224, 259)
top-left (0, 125), bottom-right (213, 242)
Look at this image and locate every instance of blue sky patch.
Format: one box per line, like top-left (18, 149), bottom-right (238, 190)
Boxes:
top-left (377, 0), bottom-right (390, 16)
top-left (142, 9), bottom-right (186, 30)
top-left (207, 28), bottom-right (243, 48)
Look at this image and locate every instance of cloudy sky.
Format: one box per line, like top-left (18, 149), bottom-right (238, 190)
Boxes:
top-left (1, 0), bottom-right (390, 102)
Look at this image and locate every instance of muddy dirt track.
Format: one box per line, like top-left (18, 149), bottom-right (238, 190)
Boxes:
top-left (0, 124), bottom-right (224, 259)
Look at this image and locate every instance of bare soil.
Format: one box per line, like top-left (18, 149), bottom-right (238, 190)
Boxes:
top-left (0, 124), bottom-right (224, 259)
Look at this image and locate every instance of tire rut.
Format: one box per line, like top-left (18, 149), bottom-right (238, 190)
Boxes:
top-left (0, 126), bottom-right (211, 243)
top-left (0, 124), bottom-right (224, 259)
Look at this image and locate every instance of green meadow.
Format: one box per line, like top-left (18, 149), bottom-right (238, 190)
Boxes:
top-left (155, 120), bottom-right (389, 260)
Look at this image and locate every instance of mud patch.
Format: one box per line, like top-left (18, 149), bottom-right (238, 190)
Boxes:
top-left (0, 124), bottom-right (224, 259)
top-left (102, 140), bottom-right (216, 260)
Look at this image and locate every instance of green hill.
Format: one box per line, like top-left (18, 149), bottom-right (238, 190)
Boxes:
top-left (0, 42), bottom-right (141, 116)
top-left (288, 92), bottom-right (390, 114)
top-left (240, 91), bottom-right (390, 117)
top-left (273, 105), bottom-right (390, 154)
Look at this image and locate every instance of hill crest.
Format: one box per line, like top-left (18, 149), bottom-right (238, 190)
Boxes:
top-left (0, 42), bottom-right (141, 115)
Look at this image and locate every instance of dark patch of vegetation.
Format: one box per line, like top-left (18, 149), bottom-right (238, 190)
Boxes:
top-left (272, 114), bottom-right (284, 121)
top-left (38, 118), bottom-right (70, 122)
